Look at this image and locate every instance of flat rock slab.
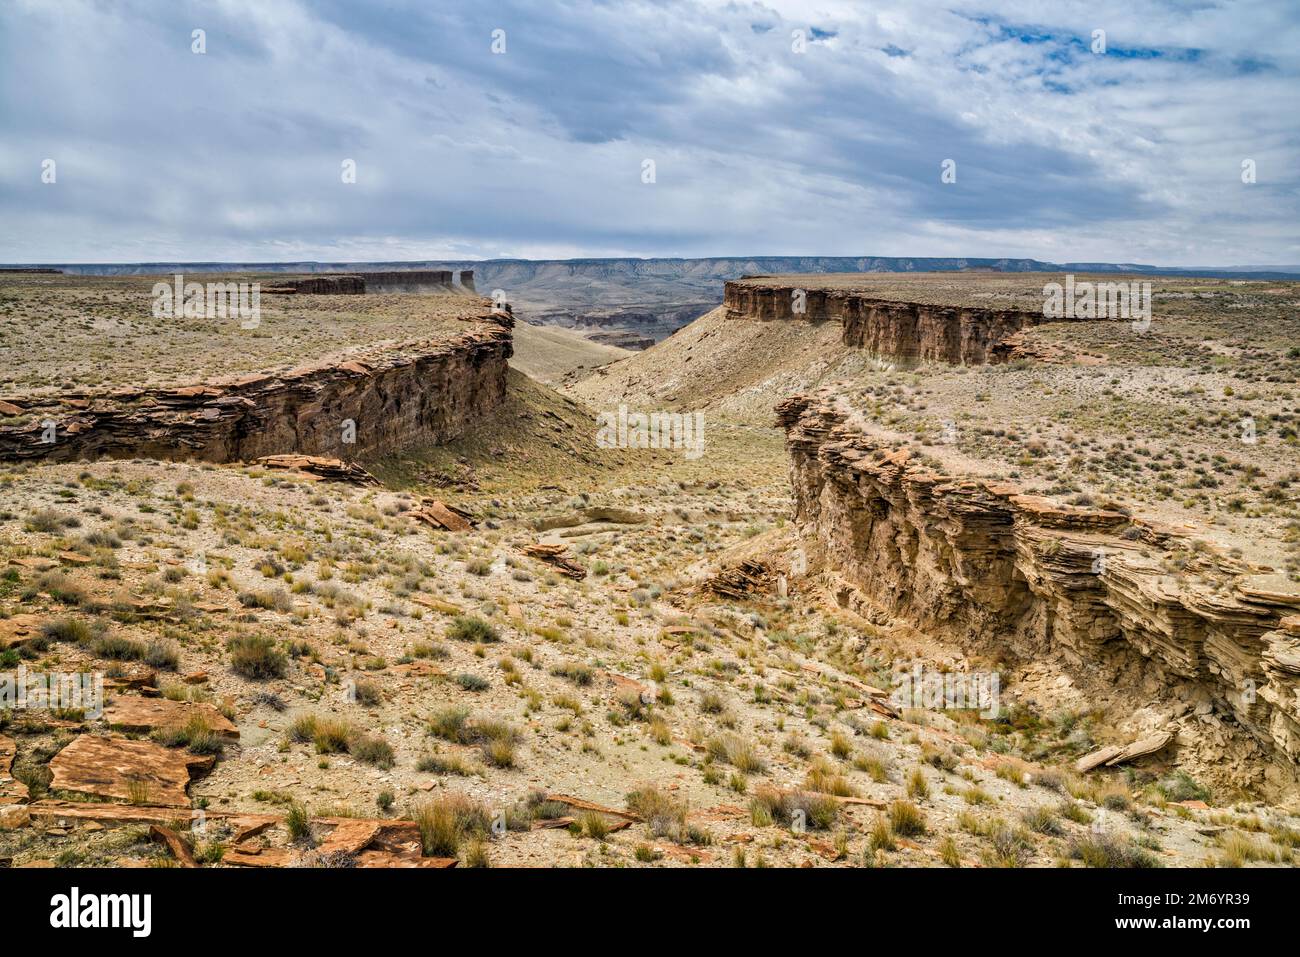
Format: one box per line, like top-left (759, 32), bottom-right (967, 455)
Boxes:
top-left (1075, 731), bottom-right (1173, 773)
top-left (150, 824), bottom-right (198, 867)
top-left (522, 543), bottom-right (587, 580)
top-left (410, 499), bottom-right (474, 532)
top-left (355, 849), bottom-right (456, 868)
top-left (544, 794), bottom-right (641, 822)
top-left (27, 801), bottom-right (197, 828)
top-left (316, 819), bottom-right (384, 856)
top-left (225, 845), bottom-right (298, 868)
top-left (0, 614), bottom-right (45, 650)
top-left (254, 455), bottom-right (378, 486)
top-left (48, 735), bottom-right (194, 806)
top-left (104, 697), bottom-right (239, 740)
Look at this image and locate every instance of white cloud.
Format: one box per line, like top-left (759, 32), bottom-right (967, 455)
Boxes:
top-left (0, 0), bottom-right (1296, 265)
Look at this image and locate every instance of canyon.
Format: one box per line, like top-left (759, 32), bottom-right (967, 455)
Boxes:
top-left (1, 269), bottom-right (1298, 874)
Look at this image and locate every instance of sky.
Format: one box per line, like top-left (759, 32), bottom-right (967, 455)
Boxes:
top-left (1, 0), bottom-right (1298, 266)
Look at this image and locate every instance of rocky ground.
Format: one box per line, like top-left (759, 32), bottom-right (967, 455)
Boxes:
top-left (1, 374), bottom-right (1297, 869)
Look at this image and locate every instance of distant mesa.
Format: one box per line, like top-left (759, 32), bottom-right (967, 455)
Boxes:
top-left (263, 275), bottom-right (365, 295)
top-left (261, 269), bottom-right (477, 296)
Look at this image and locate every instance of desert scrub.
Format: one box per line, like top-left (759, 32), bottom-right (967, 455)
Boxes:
top-left (28, 572), bottom-right (87, 606)
top-left (1069, 830), bottom-right (1161, 868)
top-left (143, 639), bottom-right (180, 671)
top-left (454, 673), bottom-right (490, 692)
top-left (152, 714), bottom-right (222, 756)
top-left (413, 793), bottom-right (491, 857)
top-left (92, 635), bottom-right (146, 661)
top-left (906, 767), bottom-right (930, 800)
top-left (550, 661), bottom-right (594, 685)
top-left (349, 733), bottom-right (395, 769)
top-left (706, 733), bottom-right (765, 773)
top-left (427, 706), bottom-right (520, 768)
top-left (24, 508), bottom-right (79, 533)
top-left (749, 786), bottom-right (838, 831)
top-left (1021, 805), bottom-right (1063, 836)
top-left (351, 678), bottom-right (382, 705)
top-left (829, 730), bottom-right (853, 759)
top-left (40, 617), bottom-right (93, 643)
top-left (417, 752), bottom-right (478, 776)
top-left (227, 634), bottom-right (287, 679)
top-left (285, 712), bottom-right (393, 767)
top-left (237, 588), bottom-right (294, 613)
top-left (888, 800), bottom-right (927, 837)
top-left (447, 615), bottom-right (499, 643)
top-left (289, 714), bottom-right (349, 753)
top-left (626, 785), bottom-right (699, 843)
top-left (983, 821), bottom-right (1036, 868)
top-left (805, 757), bottom-right (857, 797)
top-left (579, 811), bottom-right (611, 840)
top-left (286, 803), bottom-right (313, 845)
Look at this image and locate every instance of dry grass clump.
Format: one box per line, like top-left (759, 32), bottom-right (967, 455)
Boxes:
top-left (413, 792), bottom-right (492, 857)
top-left (805, 757), bottom-right (858, 797)
top-left (227, 634), bottom-right (287, 679)
top-left (427, 705), bottom-right (520, 768)
top-left (152, 714), bottom-right (223, 755)
top-left (624, 785), bottom-right (711, 844)
top-left (1068, 829), bottom-right (1161, 868)
top-left (888, 799), bottom-right (927, 837)
top-left (706, 733), bottom-right (765, 773)
top-left (749, 786), bottom-right (838, 831)
top-left (285, 714), bottom-right (393, 767)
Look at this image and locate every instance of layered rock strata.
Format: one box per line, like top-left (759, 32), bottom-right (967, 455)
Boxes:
top-left (725, 280), bottom-right (1046, 365)
top-left (0, 313), bottom-right (512, 464)
top-left (358, 270), bottom-right (455, 293)
top-left (264, 276), bottom-right (365, 295)
top-left (777, 391), bottom-right (1300, 784)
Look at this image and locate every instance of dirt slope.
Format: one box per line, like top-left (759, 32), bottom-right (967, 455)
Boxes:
top-left (510, 321), bottom-right (631, 385)
top-left (566, 306), bottom-right (871, 423)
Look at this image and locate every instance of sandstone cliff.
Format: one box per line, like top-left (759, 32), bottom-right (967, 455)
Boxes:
top-left (725, 280), bottom-right (1047, 365)
top-left (0, 314), bottom-right (512, 464)
top-left (359, 270), bottom-right (455, 293)
top-left (777, 391), bottom-right (1300, 789)
top-left (264, 276), bottom-right (365, 295)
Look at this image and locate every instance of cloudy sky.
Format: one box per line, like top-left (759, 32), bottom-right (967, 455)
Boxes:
top-left (2, 0), bottom-right (1297, 265)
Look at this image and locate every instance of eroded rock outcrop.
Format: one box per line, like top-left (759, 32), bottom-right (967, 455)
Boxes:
top-left (725, 280), bottom-right (1046, 365)
top-left (0, 313), bottom-right (513, 464)
top-left (777, 391), bottom-right (1300, 787)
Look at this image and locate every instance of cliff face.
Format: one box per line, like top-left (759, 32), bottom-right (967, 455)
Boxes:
top-left (358, 270), bottom-right (455, 293)
top-left (0, 315), bottom-right (512, 464)
top-left (777, 392), bottom-right (1300, 787)
top-left (724, 281), bottom-right (1044, 365)
top-left (264, 276), bottom-right (365, 295)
